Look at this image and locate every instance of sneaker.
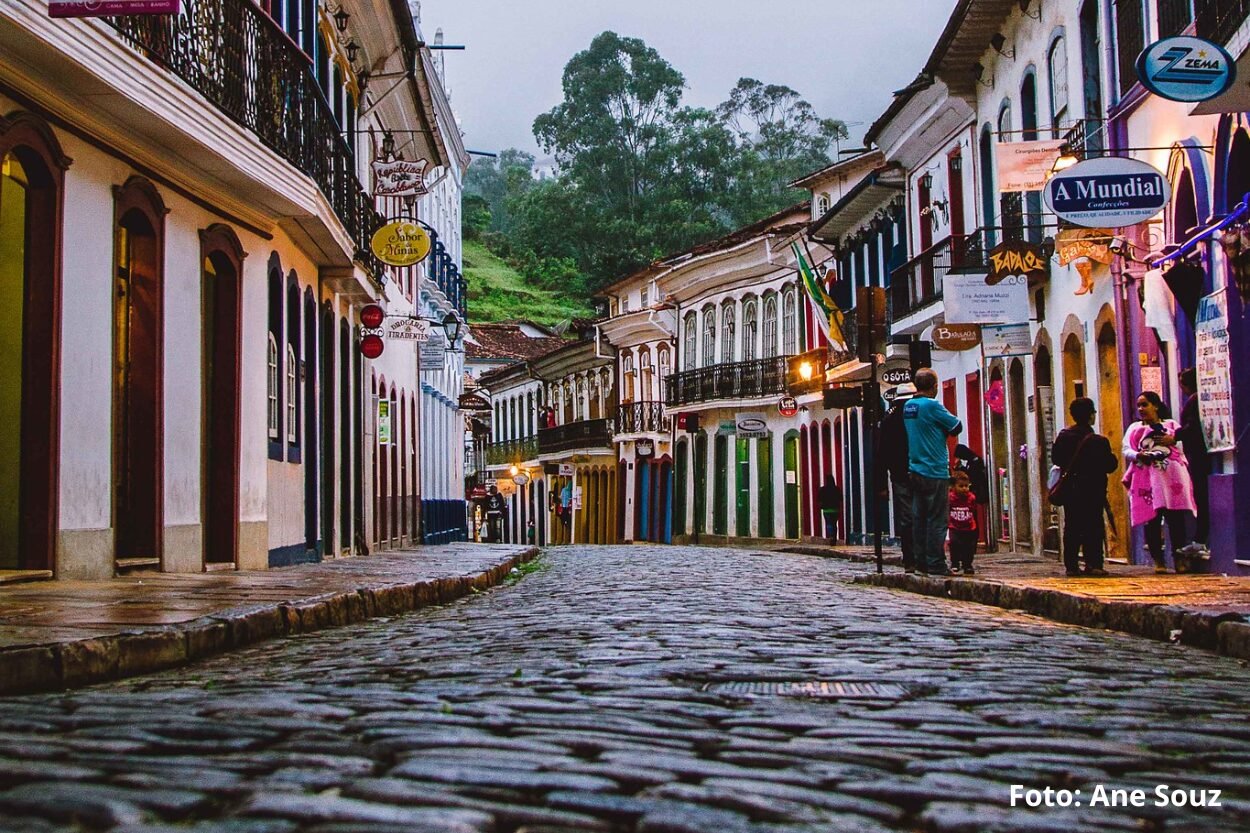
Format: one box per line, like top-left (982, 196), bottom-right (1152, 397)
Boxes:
top-left (1065, 569), bottom-right (1083, 578)
top-left (949, 565), bottom-right (961, 575)
top-left (962, 567), bottom-right (975, 575)
top-left (1085, 568), bottom-right (1109, 577)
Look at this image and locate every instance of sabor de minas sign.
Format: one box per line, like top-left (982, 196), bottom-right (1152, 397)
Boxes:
top-left (1043, 156), bottom-right (1169, 228)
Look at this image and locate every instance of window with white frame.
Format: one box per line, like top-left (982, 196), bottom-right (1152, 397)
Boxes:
top-left (267, 333), bottom-right (279, 439)
top-left (641, 286), bottom-right (649, 307)
top-left (622, 352), bottom-right (635, 402)
top-left (782, 288), bottom-right (798, 355)
top-left (701, 306), bottom-right (716, 367)
top-left (720, 301), bottom-right (736, 363)
top-left (286, 344), bottom-right (297, 443)
top-left (683, 313), bottom-right (697, 370)
top-left (657, 346), bottom-right (671, 386)
top-left (742, 298), bottom-right (758, 361)
top-left (817, 193), bottom-right (831, 215)
top-left (763, 294), bottom-right (778, 357)
top-left (1048, 35), bottom-right (1069, 130)
top-left (639, 349), bottom-right (653, 400)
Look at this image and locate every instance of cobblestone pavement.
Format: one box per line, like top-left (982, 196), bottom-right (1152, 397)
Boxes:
top-left (2, 546), bottom-right (1249, 833)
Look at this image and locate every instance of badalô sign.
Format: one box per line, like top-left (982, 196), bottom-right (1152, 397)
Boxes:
top-left (49, 0), bottom-right (178, 16)
top-left (1044, 156), bottom-right (1169, 228)
top-left (370, 220), bottom-right (431, 267)
top-left (1136, 36), bottom-right (1236, 103)
top-left (987, 240), bottom-right (1048, 286)
top-left (932, 323), bottom-right (983, 351)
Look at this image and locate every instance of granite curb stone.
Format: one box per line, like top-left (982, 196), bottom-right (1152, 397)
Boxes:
top-left (0, 547), bottom-right (537, 696)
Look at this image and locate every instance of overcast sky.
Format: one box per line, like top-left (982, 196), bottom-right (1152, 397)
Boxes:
top-left (415, 0), bottom-right (957, 166)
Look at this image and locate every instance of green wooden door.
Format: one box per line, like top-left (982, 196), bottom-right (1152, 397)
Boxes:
top-left (693, 433), bottom-right (707, 535)
top-left (713, 434), bottom-right (728, 535)
top-left (757, 436), bottom-right (774, 538)
top-left (673, 440), bottom-right (688, 535)
top-left (735, 437), bottom-right (750, 537)
top-left (784, 432), bottom-right (800, 539)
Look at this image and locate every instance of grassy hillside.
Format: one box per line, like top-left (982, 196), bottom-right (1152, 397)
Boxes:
top-left (463, 239), bottom-right (594, 326)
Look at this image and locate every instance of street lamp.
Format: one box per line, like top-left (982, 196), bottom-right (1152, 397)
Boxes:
top-left (332, 5), bottom-right (350, 33)
top-left (919, 171), bottom-right (934, 191)
top-left (381, 131), bottom-right (395, 159)
top-left (799, 360), bottom-right (814, 381)
top-left (442, 311), bottom-right (463, 344)
top-left (345, 40), bottom-right (360, 63)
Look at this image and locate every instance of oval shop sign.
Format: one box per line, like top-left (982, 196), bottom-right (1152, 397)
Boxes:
top-left (1044, 156), bottom-right (1169, 229)
top-left (1136, 36), bottom-right (1235, 103)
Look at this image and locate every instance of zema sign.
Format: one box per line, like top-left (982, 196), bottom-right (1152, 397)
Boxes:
top-left (49, 0), bottom-right (178, 16)
top-left (1137, 36), bottom-right (1235, 103)
top-left (370, 220), bottom-right (431, 267)
top-left (1044, 156), bottom-right (1169, 228)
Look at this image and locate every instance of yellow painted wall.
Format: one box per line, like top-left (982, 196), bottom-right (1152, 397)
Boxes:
top-left (0, 157), bottom-right (27, 568)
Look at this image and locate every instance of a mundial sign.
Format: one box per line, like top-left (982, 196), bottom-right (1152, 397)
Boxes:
top-left (1044, 156), bottom-right (1169, 229)
top-left (1136, 36), bottom-right (1235, 103)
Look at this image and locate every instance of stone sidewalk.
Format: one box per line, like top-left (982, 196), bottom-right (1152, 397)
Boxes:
top-left (795, 545), bottom-right (1250, 660)
top-left (0, 543), bottom-right (537, 696)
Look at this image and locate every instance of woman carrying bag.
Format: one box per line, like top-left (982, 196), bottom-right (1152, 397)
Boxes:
top-left (1122, 391), bottom-right (1197, 574)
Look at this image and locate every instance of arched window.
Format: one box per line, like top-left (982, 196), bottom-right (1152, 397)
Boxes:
top-left (622, 352), bottom-right (635, 402)
top-left (1020, 70), bottom-right (1039, 141)
top-left (762, 294), bottom-right (778, 357)
top-left (742, 297), bottom-right (759, 361)
top-left (1048, 35), bottom-right (1069, 129)
top-left (576, 377), bottom-right (587, 421)
top-left (286, 277), bottom-right (300, 459)
top-left (720, 301), bottom-right (736, 363)
top-left (286, 344), bottom-right (297, 443)
top-left (997, 99), bottom-right (1012, 142)
top-left (639, 348), bottom-right (653, 400)
top-left (701, 305), bottom-right (716, 367)
top-left (979, 124), bottom-right (997, 248)
top-left (817, 193), bottom-right (831, 215)
top-left (267, 333), bottom-right (279, 439)
top-left (657, 346), bottom-right (671, 386)
top-left (782, 288), bottom-right (798, 355)
top-left (683, 313), bottom-right (697, 370)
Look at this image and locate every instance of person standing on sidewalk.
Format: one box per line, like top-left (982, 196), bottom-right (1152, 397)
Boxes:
top-left (904, 368), bottom-right (962, 576)
top-left (817, 475), bottom-right (843, 544)
top-left (947, 471), bottom-right (978, 574)
top-left (953, 444), bottom-right (990, 546)
top-left (1052, 397), bottom-right (1118, 577)
top-left (1123, 391), bottom-right (1196, 573)
top-left (1176, 368), bottom-right (1210, 561)
top-left (876, 383), bottom-right (916, 572)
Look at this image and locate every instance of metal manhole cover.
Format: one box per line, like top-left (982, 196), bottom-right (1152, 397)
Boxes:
top-left (703, 680), bottom-right (909, 699)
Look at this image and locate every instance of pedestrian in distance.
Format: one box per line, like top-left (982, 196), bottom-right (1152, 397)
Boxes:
top-left (1176, 368), bottom-right (1210, 561)
top-left (1123, 391), bottom-right (1197, 574)
top-left (876, 382), bottom-right (916, 572)
top-left (485, 485), bottom-right (507, 543)
top-left (947, 470), bottom-right (978, 575)
top-left (817, 475), bottom-right (843, 544)
top-left (903, 368), bottom-right (963, 576)
top-left (1051, 397), bottom-right (1118, 577)
top-left (953, 443), bottom-right (990, 544)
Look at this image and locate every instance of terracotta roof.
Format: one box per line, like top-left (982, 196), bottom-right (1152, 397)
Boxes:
top-left (464, 323), bottom-right (568, 362)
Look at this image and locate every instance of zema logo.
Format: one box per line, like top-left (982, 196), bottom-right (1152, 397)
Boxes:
top-left (1136, 36), bottom-right (1235, 103)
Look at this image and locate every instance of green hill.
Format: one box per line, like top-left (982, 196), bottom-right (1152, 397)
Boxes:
top-left (462, 239), bottom-right (594, 326)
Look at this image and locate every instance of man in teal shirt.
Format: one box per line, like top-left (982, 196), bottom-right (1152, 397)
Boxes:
top-left (903, 367), bottom-right (962, 575)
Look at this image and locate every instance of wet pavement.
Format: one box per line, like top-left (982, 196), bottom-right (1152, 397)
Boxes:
top-left (2, 544), bottom-right (1249, 832)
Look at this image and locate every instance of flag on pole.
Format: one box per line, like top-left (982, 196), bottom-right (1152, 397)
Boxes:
top-left (792, 242), bottom-right (848, 354)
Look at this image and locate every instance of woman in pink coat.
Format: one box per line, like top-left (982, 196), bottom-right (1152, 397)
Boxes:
top-left (1122, 391), bottom-right (1197, 573)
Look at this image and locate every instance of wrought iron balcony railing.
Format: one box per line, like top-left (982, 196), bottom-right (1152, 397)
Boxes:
top-left (485, 437), bottom-right (538, 466)
top-left (537, 419), bottom-right (615, 454)
top-left (105, 0), bottom-right (386, 285)
top-left (664, 356), bottom-right (789, 406)
top-left (1196, 0), bottom-right (1250, 46)
top-left (615, 401), bottom-right (671, 436)
top-left (888, 231), bottom-right (994, 322)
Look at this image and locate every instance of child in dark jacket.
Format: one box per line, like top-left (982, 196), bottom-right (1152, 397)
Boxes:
top-left (948, 470), bottom-right (978, 574)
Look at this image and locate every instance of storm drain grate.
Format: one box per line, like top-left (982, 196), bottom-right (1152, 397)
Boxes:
top-left (704, 680), bottom-right (909, 699)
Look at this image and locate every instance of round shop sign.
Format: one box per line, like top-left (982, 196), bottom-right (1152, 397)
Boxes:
top-left (1044, 156), bottom-right (1169, 229)
top-left (1136, 36), bottom-right (1236, 103)
top-left (932, 323), bottom-right (983, 352)
top-left (370, 220), bottom-right (431, 267)
top-left (778, 395), bottom-right (799, 417)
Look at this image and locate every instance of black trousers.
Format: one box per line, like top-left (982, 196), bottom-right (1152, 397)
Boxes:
top-left (1144, 509), bottom-right (1190, 566)
top-left (948, 529), bottom-right (978, 570)
top-left (1190, 465), bottom-right (1210, 545)
top-left (1063, 499), bottom-right (1105, 573)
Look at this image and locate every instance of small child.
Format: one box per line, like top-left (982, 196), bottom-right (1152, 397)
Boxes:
top-left (948, 470), bottom-right (978, 574)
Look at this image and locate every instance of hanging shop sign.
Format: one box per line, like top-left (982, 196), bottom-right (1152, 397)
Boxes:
top-left (1044, 156), bottom-right (1169, 228)
top-left (995, 140), bottom-right (1065, 192)
top-left (931, 323), bottom-right (983, 352)
top-left (1136, 36), bottom-right (1236, 103)
top-left (987, 240), bottom-right (1049, 285)
top-left (494, 478), bottom-right (517, 497)
top-left (371, 158), bottom-right (430, 198)
top-left (981, 322), bottom-right (1032, 357)
top-left (879, 367), bottom-right (914, 385)
top-left (512, 472), bottom-right (531, 487)
top-left (558, 463), bottom-right (575, 476)
top-left (377, 400), bottom-right (391, 445)
top-left (387, 317), bottom-right (432, 342)
top-left (778, 395), bottom-right (799, 417)
top-left (943, 273), bottom-right (1029, 324)
top-left (49, 0), bottom-right (179, 16)
top-left (1195, 290), bottom-right (1235, 452)
top-left (370, 220), bottom-right (431, 267)
top-left (636, 439), bottom-right (655, 457)
top-left (1055, 227), bottom-right (1115, 265)
top-left (735, 412), bottom-right (769, 440)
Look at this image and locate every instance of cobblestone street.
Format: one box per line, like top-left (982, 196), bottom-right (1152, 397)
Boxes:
top-left (3, 546), bottom-right (1250, 833)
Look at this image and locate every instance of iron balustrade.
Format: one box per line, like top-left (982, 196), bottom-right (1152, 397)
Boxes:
top-left (1159, 0), bottom-right (1196, 37)
top-left (888, 232), bottom-right (994, 321)
top-left (1116, 0), bottom-right (1147, 97)
top-left (664, 356), bottom-right (789, 406)
top-left (104, 0), bottom-right (387, 285)
top-left (537, 419), bottom-right (615, 454)
top-left (615, 402), bottom-right (670, 435)
top-left (485, 437), bottom-right (538, 466)
top-left (1062, 119), bottom-right (1105, 160)
top-left (1196, 0), bottom-right (1250, 45)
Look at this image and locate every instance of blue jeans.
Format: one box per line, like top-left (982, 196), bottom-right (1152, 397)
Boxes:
top-left (910, 473), bottom-right (950, 573)
top-left (891, 478), bottom-right (914, 570)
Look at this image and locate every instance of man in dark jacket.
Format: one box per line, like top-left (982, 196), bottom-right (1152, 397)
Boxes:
top-left (1176, 368), bottom-right (1209, 558)
top-left (876, 383), bottom-right (916, 571)
top-left (1051, 397), bottom-right (1118, 577)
